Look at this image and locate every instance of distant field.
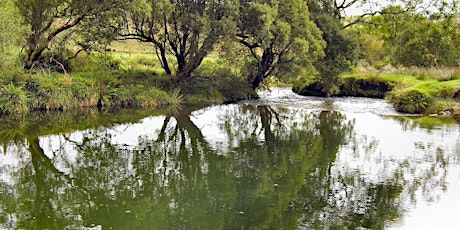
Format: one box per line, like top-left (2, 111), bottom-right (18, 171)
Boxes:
top-left (109, 40), bottom-right (156, 53)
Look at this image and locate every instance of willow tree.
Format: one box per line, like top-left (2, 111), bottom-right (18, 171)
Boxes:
top-left (290, 0), bottom-right (360, 96)
top-left (123, 0), bottom-right (238, 84)
top-left (14, 0), bottom-right (129, 72)
top-left (237, 0), bottom-right (325, 89)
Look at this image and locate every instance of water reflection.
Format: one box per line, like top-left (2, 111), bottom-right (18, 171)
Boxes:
top-left (0, 92), bottom-right (459, 229)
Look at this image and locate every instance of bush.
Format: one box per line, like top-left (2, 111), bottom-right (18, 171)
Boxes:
top-left (70, 53), bottom-right (121, 73)
top-left (0, 69), bottom-right (32, 86)
top-left (107, 86), bottom-right (136, 108)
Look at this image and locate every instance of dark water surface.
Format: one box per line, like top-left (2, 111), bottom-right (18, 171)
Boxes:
top-left (0, 88), bottom-right (459, 229)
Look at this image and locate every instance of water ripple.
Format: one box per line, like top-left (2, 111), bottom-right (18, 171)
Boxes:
top-left (242, 87), bottom-right (405, 116)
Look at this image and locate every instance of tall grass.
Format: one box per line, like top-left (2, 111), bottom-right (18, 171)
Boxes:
top-left (0, 70), bottom-right (174, 116)
top-left (167, 88), bottom-right (184, 105)
top-left (0, 83), bottom-right (30, 115)
top-left (377, 66), bottom-right (460, 82)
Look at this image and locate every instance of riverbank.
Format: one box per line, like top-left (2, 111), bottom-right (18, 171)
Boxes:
top-left (0, 70), bottom-right (176, 116)
top-left (293, 71), bottom-right (460, 115)
top-left (0, 58), bottom-right (255, 117)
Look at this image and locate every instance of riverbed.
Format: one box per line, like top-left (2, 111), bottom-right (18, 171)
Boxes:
top-left (0, 88), bottom-right (459, 229)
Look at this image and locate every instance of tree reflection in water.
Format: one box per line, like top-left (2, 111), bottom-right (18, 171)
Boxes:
top-left (0, 104), bottom-right (458, 229)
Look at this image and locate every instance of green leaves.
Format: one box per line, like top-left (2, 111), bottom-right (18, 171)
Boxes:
top-left (366, 4), bottom-right (460, 68)
top-left (238, 0), bottom-right (325, 89)
top-left (14, 0), bottom-right (132, 71)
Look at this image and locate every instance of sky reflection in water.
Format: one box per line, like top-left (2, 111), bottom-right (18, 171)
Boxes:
top-left (0, 88), bottom-right (459, 229)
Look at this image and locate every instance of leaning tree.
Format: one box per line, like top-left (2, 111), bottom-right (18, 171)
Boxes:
top-left (15, 0), bottom-right (130, 72)
top-left (122, 0), bottom-right (239, 84)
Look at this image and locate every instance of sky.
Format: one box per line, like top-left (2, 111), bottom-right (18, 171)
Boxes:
top-left (343, 0), bottom-right (451, 16)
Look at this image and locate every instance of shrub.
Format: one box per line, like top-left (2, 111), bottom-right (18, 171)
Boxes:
top-left (70, 53), bottom-right (121, 73)
top-left (0, 69), bottom-right (32, 86)
top-left (108, 85), bottom-right (136, 107)
top-left (41, 78), bottom-right (76, 111)
top-left (185, 59), bottom-right (255, 103)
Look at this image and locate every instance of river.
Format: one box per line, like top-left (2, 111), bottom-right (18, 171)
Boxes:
top-left (0, 88), bottom-right (459, 229)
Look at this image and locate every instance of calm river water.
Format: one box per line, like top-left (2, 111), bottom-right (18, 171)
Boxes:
top-left (0, 88), bottom-right (459, 229)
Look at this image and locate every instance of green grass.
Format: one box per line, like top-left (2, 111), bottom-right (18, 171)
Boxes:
top-left (387, 79), bottom-right (460, 114)
top-left (342, 73), bottom-right (415, 85)
top-left (0, 48), bottom-right (256, 117)
top-left (0, 69), bottom-right (175, 116)
top-left (346, 74), bottom-right (460, 114)
top-left (0, 83), bottom-right (30, 115)
top-left (294, 70), bottom-right (460, 114)
top-left (403, 80), bottom-right (460, 97)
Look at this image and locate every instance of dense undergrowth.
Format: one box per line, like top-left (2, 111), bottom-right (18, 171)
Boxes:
top-left (293, 68), bottom-right (460, 114)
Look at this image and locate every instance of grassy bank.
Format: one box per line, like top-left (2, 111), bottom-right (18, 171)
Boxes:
top-left (0, 49), bottom-right (255, 117)
top-left (293, 69), bottom-right (460, 115)
top-left (0, 69), bottom-right (179, 116)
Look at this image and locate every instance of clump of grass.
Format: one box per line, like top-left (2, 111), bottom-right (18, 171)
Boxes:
top-left (424, 99), bottom-right (457, 114)
top-left (340, 74), bottom-right (394, 98)
top-left (387, 80), bottom-right (460, 114)
top-left (167, 88), bottom-right (184, 106)
top-left (292, 77), bottom-right (329, 97)
top-left (70, 75), bottom-right (98, 107)
top-left (108, 85), bottom-right (135, 107)
top-left (93, 72), bottom-right (121, 108)
top-left (387, 88), bottom-right (433, 114)
top-left (25, 75), bottom-right (77, 111)
top-left (0, 83), bottom-right (30, 115)
top-left (134, 87), bottom-right (170, 107)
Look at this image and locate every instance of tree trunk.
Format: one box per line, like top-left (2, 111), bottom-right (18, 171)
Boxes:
top-left (250, 49), bottom-right (274, 89)
top-left (251, 71), bottom-right (264, 90)
top-left (173, 54), bottom-right (205, 84)
top-left (157, 45), bottom-right (172, 75)
top-left (24, 40), bottom-right (48, 72)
